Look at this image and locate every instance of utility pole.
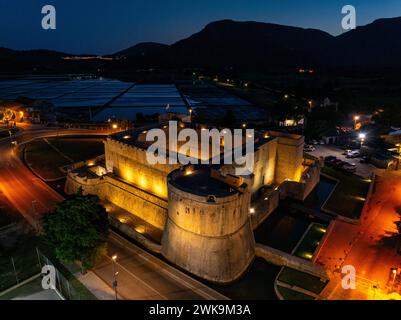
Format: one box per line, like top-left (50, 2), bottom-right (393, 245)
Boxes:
top-left (111, 255), bottom-right (118, 300)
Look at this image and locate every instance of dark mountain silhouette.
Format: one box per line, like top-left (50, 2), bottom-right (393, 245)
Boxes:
top-left (168, 20), bottom-right (333, 70)
top-left (332, 17), bottom-right (401, 69)
top-left (114, 42), bottom-right (169, 57)
top-left (1, 17), bottom-right (401, 73)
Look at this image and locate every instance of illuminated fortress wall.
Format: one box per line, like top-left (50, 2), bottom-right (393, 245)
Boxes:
top-left (251, 139), bottom-right (278, 193)
top-left (269, 132), bottom-right (304, 184)
top-left (104, 137), bottom-right (181, 199)
top-left (161, 169), bottom-right (255, 283)
top-left (64, 173), bottom-right (169, 230)
top-left (65, 127), bottom-right (317, 283)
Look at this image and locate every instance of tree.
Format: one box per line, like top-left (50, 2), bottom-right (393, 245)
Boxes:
top-left (42, 191), bottom-right (109, 271)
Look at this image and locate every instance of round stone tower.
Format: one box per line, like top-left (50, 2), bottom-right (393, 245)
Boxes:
top-left (161, 167), bottom-right (255, 283)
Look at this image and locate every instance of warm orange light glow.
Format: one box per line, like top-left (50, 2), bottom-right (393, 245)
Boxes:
top-left (135, 225), bottom-right (145, 234)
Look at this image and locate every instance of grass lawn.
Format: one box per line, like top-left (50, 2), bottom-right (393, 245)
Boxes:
top-left (293, 223), bottom-right (327, 260)
top-left (278, 267), bottom-right (328, 294)
top-left (321, 166), bottom-right (370, 219)
top-left (24, 139), bottom-right (69, 180)
top-left (24, 137), bottom-right (104, 180)
top-left (47, 137), bottom-right (104, 162)
top-left (277, 285), bottom-right (315, 300)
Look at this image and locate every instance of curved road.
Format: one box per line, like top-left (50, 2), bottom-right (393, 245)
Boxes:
top-left (0, 124), bottom-right (226, 300)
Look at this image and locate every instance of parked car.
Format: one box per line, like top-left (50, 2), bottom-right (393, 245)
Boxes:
top-left (324, 156), bottom-right (337, 166)
top-left (310, 140), bottom-right (319, 145)
top-left (360, 156), bottom-right (370, 163)
top-left (345, 150), bottom-right (360, 158)
top-left (342, 149), bottom-right (352, 155)
top-left (304, 145), bottom-right (316, 152)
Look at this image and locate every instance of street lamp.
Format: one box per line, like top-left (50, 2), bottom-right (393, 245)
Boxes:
top-left (354, 115), bottom-right (360, 129)
top-left (111, 254), bottom-right (118, 300)
top-left (358, 133), bottom-right (366, 147)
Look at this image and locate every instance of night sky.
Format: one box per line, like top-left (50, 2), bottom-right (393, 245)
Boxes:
top-left (1, 0), bottom-right (400, 54)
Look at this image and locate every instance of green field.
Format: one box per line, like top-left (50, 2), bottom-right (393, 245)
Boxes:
top-left (278, 267), bottom-right (328, 295)
top-left (47, 137), bottom-right (104, 162)
top-left (24, 139), bottom-right (69, 180)
top-left (294, 223), bottom-right (327, 260)
top-left (24, 137), bottom-right (104, 180)
top-left (321, 166), bottom-right (370, 219)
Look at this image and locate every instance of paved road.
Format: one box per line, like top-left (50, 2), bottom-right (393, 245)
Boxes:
top-left (306, 144), bottom-right (375, 178)
top-left (317, 170), bottom-right (401, 300)
top-left (0, 124), bottom-right (226, 300)
top-left (94, 232), bottom-right (227, 300)
top-left (0, 125), bottom-right (106, 225)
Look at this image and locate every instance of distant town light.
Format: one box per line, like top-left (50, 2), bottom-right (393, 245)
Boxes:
top-left (242, 123), bottom-right (247, 128)
top-left (249, 208), bottom-right (255, 214)
top-left (354, 115), bottom-right (360, 121)
top-left (112, 255), bottom-right (117, 261)
top-left (112, 123), bottom-right (118, 129)
top-left (358, 133), bottom-right (366, 140)
top-left (123, 135), bottom-right (131, 139)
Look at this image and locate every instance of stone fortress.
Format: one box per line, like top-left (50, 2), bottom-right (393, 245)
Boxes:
top-left (65, 120), bottom-right (320, 283)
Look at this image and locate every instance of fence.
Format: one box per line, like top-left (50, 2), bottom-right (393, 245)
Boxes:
top-left (0, 247), bottom-right (96, 300)
top-left (36, 248), bottom-right (96, 300)
top-left (0, 248), bottom-right (40, 293)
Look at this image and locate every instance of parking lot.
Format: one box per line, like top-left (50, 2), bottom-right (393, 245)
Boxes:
top-left (306, 145), bottom-right (376, 179)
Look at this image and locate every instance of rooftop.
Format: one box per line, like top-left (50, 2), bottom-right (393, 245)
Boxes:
top-left (169, 167), bottom-right (240, 198)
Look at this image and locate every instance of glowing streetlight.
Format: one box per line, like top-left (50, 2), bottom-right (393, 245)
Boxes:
top-left (354, 115), bottom-right (360, 129)
top-left (359, 133), bottom-right (366, 147)
top-left (111, 254), bottom-right (118, 300)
